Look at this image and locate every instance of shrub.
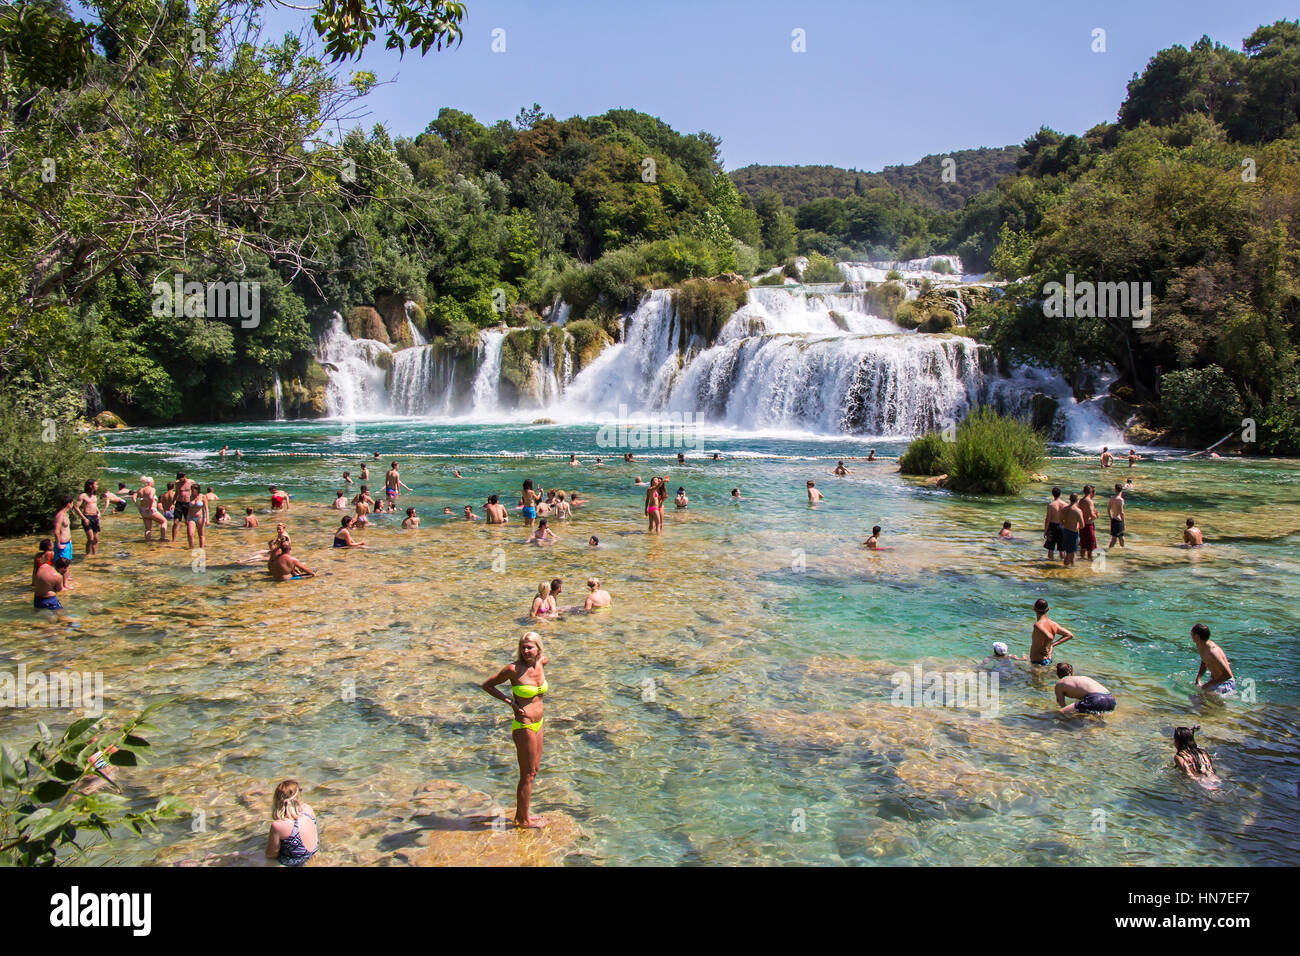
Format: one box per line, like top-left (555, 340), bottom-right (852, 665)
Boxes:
top-left (920, 309), bottom-right (957, 333)
top-left (864, 281), bottom-right (906, 320)
top-left (899, 432), bottom-right (948, 476)
top-left (944, 407), bottom-right (1046, 495)
top-left (756, 272), bottom-right (786, 286)
top-left (932, 259), bottom-right (955, 275)
top-left (1160, 365), bottom-right (1243, 439)
top-left (674, 276), bottom-right (749, 343)
top-left (886, 269), bottom-right (903, 280)
top-left (802, 252), bottom-right (841, 283)
top-left (0, 410), bottom-right (103, 537)
top-left (894, 301), bottom-right (920, 329)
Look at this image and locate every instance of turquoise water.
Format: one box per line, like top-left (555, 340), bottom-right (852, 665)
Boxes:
top-left (2, 419), bottom-right (1297, 865)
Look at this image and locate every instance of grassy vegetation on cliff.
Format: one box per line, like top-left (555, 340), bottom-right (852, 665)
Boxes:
top-left (900, 408), bottom-right (1045, 495)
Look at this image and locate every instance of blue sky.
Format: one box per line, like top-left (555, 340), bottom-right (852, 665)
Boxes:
top-left (278, 0), bottom-right (1296, 171)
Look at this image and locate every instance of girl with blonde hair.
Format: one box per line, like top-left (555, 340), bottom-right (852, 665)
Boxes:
top-left (265, 779), bottom-right (318, 866)
top-left (529, 581), bottom-right (557, 618)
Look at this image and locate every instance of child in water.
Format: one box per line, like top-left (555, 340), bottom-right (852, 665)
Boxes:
top-left (1174, 726), bottom-right (1220, 789)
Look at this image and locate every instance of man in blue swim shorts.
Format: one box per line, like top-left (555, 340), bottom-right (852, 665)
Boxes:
top-left (1029, 598), bottom-right (1076, 665)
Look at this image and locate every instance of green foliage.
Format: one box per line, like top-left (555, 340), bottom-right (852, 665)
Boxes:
top-left (944, 407), bottom-right (1046, 495)
top-left (1160, 366), bottom-right (1245, 438)
top-left (899, 432), bottom-right (948, 475)
top-left (0, 407), bottom-right (102, 537)
top-left (801, 253), bottom-right (841, 283)
top-left (756, 272), bottom-right (786, 286)
top-left (0, 703), bottom-right (187, 866)
top-left (673, 277), bottom-right (749, 343)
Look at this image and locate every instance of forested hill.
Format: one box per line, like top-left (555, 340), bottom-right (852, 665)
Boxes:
top-left (729, 146), bottom-right (1024, 212)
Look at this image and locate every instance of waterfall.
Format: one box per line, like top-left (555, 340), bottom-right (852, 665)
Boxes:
top-left (404, 300), bottom-right (427, 346)
top-left (273, 370), bottom-right (285, 421)
top-left (317, 311), bottom-right (392, 417)
top-left (470, 329), bottom-right (506, 413)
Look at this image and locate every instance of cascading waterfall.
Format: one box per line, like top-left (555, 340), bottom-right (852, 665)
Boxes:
top-left (312, 275), bottom-right (1123, 443)
top-left (470, 329), bottom-right (506, 413)
top-left (272, 370), bottom-right (285, 421)
top-left (404, 300), bottom-right (427, 347)
top-left (317, 311), bottom-right (393, 417)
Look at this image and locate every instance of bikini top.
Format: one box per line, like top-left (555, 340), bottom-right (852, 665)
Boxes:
top-left (512, 679), bottom-right (548, 699)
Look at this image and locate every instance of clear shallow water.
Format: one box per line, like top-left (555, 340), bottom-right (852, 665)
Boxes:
top-left (3, 419), bottom-right (1298, 865)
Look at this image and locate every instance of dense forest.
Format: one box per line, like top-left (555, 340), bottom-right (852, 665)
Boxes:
top-left (0, 3), bottom-right (1298, 456)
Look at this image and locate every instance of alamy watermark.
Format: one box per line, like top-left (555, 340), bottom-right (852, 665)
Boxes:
top-left (151, 275), bottom-right (261, 328)
top-left (1042, 273), bottom-right (1151, 328)
top-left (0, 663), bottom-right (103, 716)
top-left (890, 663), bottom-right (1000, 718)
top-left (595, 404), bottom-right (705, 451)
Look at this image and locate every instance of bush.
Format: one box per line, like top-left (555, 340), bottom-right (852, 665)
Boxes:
top-left (802, 252), bottom-right (841, 283)
top-left (919, 309), bottom-right (957, 333)
top-left (886, 269), bottom-right (903, 280)
top-left (673, 276), bottom-right (749, 343)
top-left (0, 410), bottom-right (103, 537)
top-left (899, 432), bottom-right (948, 476)
top-left (894, 301), bottom-right (920, 329)
top-left (756, 272), bottom-right (786, 286)
top-left (944, 407), bottom-right (1046, 495)
top-left (932, 259), bottom-right (954, 274)
top-left (1160, 365), bottom-right (1243, 439)
top-left (864, 281), bottom-right (906, 320)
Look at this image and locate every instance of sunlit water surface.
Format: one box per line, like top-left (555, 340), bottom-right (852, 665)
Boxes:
top-left (2, 420), bottom-right (1297, 865)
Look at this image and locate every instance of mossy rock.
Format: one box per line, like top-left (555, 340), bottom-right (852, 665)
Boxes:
top-left (827, 310), bottom-right (851, 332)
top-left (565, 319), bottom-right (612, 371)
top-left (94, 410), bottom-right (127, 429)
top-left (919, 309), bottom-right (957, 333)
top-left (864, 281), bottom-right (907, 320)
top-left (347, 306), bottom-right (389, 344)
top-left (375, 294), bottom-right (413, 347)
top-left (673, 275), bottom-right (749, 346)
top-left (894, 301), bottom-right (920, 330)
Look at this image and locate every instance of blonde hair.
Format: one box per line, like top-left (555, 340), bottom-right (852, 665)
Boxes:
top-left (518, 631), bottom-right (544, 659)
top-left (536, 582), bottom-right (551, 599)
top-left (272, 779), bottom-right (305, 821)
top-left (587, 577), bottom-right (600, 590)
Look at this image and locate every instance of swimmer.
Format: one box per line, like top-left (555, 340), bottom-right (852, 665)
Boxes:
top-left (1107, 484), bottom-right (1126, 548)
top-left (269, 485), bottom-right (289, 512)
top-left (807, 480), bottom-right (824, 503)
top-left (332, 491), bottom-right (348, 510)
top-left (1128, 450), bottom-right (1139, 468)
top-left (1101, 446), bottom-right (1113, 469)
top-left (645, 477), bottom-right (664, 533)
top-left (33, 548), bottom-right (64, 612)
top-left (1044, 487), bottom-right (1065, 562)
top-left (106, 483), bottom-right (132, 513)
top-left (550, 578), bottom-right (563, 603)
top-left (185, 487), bottom-right (208, 549)
top-left (1191, 623), bottom-right (1234, 694)
top-left (553, 492), bottom-right (571, 520)
top-left (1060, 492), bottom-right (1083, 567)
top-left (214, 506), bottom-right (231, 525)
top-left (53, 496), bottom-right (76, 564)
top-left (1029, 598), bottom-right (1075, 666)
top-left (1183, 517), bottom-right (1204, 547)
top-left (220, 445), bottom-right (228, 457)
top-left (521, 480), bottom-right (539, 528)
top-left (568, 454), bottom-right (579, 466)
top-left (1054, 662), bottom-right (1116, 715)
top-left (711, 453), bottom-right (721, 461)
top-left (76, 479), bottom-right (101, 555)
top-left (863, 525), bottom-right (883, 549)
top-left (989, 641), bottom-right (1026, 663)
top-left (588, 536), bottom-right (599, 547)
top-left (266, 780), bottom-right (319, 867)
top-left (999, 521), bottom-right (1013, 539)
top-left (832, 460), bottom-right (849, 476)
top-left (633, 477), bottom-right (646, 486)
top-left (463, 505), bottom-right (479, 521)
top-left (583, 577), bottom-right (612, 610)
top-left (480, 632), bottom-right (549, 828)
top-left (731, 488), bottom-right (742, 500)
top-left (353, 495), bottom-right (371, 527)
top-left (204, 486), bottom-right (218, 502)
top-left (1124, 476), bottom-right (1134, 491)
top-left (675, 487), bottom-right (688, 509)
top-left (485, 495), bottom-right (508, 524)
top-left (342, 470), bottom-right (353, 486)
top-left (384, 461), bottom-right (411, 503)
top-left (442, 507), bottom-right (454, 516)
top-left (268, 542), bottom-right (315, 580)
top-left (402, 508), bottom-right (420, 529)
top-left (333, 515), bottom-right (366, 548)
top-left (136, 477), bottom-right (167, 540)
top-left (1173, 726), bottom-right (1220, 788)
top-left (453, 468), bottom-right (463, 478)
top-left (243, 508), bottom-right (259, 529)
top-left (866, 450), bottom-right (877, 462)
top-left (529, 582), bottom-right (557, 618)
top-left (527, 519), bottom-right (557, 546)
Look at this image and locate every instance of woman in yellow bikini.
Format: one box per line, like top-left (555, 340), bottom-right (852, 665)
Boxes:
top-left (481, 632), bottom-right (549, 828)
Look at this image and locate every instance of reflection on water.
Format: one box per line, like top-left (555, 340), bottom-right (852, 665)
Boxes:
top-left (1, 421), bottom-right (1298, 865)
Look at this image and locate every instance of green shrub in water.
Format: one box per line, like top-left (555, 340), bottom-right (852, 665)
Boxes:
top-left (899, 432), bottom-right (949, 476)
top-left (0, 409), bottom-right (103, 537)
top-left (944, 407), bottom-right (1046, 495)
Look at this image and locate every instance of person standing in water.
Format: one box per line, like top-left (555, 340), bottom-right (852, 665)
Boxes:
top-left (806, 480), bottom-right (825, 503)
top-left (481, 632), bottom-right (549, 828)
top-left (186, 487), bottom-right (209, 550)
top-left (645, 477), bottom-right (664, 533)
top-left (1029, 598), bottom-right (1075, 666)
top-left (485, 494), bottom-right (508, 524)
top-left (76, 479), bottom-right (101, 556)
top-left (1107, 484), bottom-right (1126, 548)
top-left (53, 496), bottom-right (78, 563)
top-left (334, 516), bottom-right (366, 547)
top-left (832, 461), bottom-right (850, 476)
top-left (530, 582), bottom-right (557, 618)
top-left (1183, 518), bottom-right (1204, 547)
top-left (521, 480), bottom-right (539, 528)
top-left (1044, 488), bottom-right (1065, 562)
top-left (1100, 447), bottom-right (1114, 469)
top-left (1060, 492), bottom-right (1083, 568)
top-left (136, 477), bottom-right (167, 541)
top-left (384, 461), bottom-right (411, 505)
top-left (1191, 623), bottom-right (1234, 694)
top-left (1079, 485), bottom-right (1098, 561)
